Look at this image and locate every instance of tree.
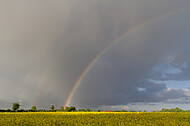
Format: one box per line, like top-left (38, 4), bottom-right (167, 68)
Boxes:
top-left (175, 107), bottom-right (182, 112)
top-left (86, 108), bottom-right (91, 112)
top-left (79, 109), bottom-right (85, 112)
top-left (31, 106), bottom-right (37, 111)
top-left (69, 106), bottom-right (76, 112)
top-left (152, 110), bottom-right (159, 112)
top-left (64, 106), bottom-right (70, 112)
top-left (60, 106), bottom-right (64, 111)
top-left (17, 109), bottom-right (25, 112)
top-left (50, 105), bottom-right (54, 111)
top-left (161, 107), bottom-right (183, 112)
top-left (12, 103), bottom-right (20, 111)
top-left (0, 109), bottom-right (5, 112)
top-left (64, 106), bottom-right (76, 112)
top-left (6, 109), bottom-right (11, 112)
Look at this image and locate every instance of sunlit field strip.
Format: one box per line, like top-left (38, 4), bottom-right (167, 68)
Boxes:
top-left (0, 112), bottom-right (190, 125)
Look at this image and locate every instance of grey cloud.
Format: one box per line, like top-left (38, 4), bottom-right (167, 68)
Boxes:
top-left (151, 49), bottom-right (190, 81)
top-left (0, 0), bottom-right (190, 109)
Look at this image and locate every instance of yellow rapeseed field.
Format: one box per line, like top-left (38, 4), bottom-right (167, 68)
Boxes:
top-left (0, 112), bottom-right (190, 125)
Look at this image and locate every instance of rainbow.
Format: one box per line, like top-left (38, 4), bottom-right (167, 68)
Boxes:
top-left (30, 8), bottom-right (188, 107)
top-left (64, 40), bottom-right (114, 107)
top-left (31, 62), bottom-right (56, 106)
top-left (31, 41), bottom-right (72, 106)
top-left (64, 8), bottom-right (188, 107)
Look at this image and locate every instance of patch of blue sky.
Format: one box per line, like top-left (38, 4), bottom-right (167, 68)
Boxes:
top-left (150, 62), bottom-right (190, 89)
top-left (163, 67), bottom-right (181, 74)
top-left (163, 80), bottom-right (190, 89)
top-left (149, 79), bottom-right (190, 89)
top-left (152, 62), bottom-right (182, 76)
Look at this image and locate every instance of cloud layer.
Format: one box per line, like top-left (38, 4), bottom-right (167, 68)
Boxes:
top-left (0, 0), bottom-right (190, 109)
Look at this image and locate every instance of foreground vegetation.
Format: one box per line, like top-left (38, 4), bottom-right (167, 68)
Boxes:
top-left (0, 112), bottom-right (190, 125)
top-left (1, 103), bottom-right (190, 125)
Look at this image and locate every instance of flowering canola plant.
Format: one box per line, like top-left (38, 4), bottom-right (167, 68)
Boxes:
top-left (0, 112), bottom-right (190, 125)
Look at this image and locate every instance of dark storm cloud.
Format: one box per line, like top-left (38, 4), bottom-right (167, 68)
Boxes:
top-left (0, 0), bottom-right (190, 108)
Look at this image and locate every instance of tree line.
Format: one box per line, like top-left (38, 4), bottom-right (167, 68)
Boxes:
top-left (0, 103), bottom-right (86, 112)
top-left (0, 103), bottom-right (190, 112)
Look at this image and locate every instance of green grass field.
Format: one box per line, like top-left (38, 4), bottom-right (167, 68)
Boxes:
top-left (0, 112), bottom-right (190, 126)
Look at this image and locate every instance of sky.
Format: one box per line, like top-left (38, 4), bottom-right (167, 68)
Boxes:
top-left (0, 0), bottom-right (190, 111)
